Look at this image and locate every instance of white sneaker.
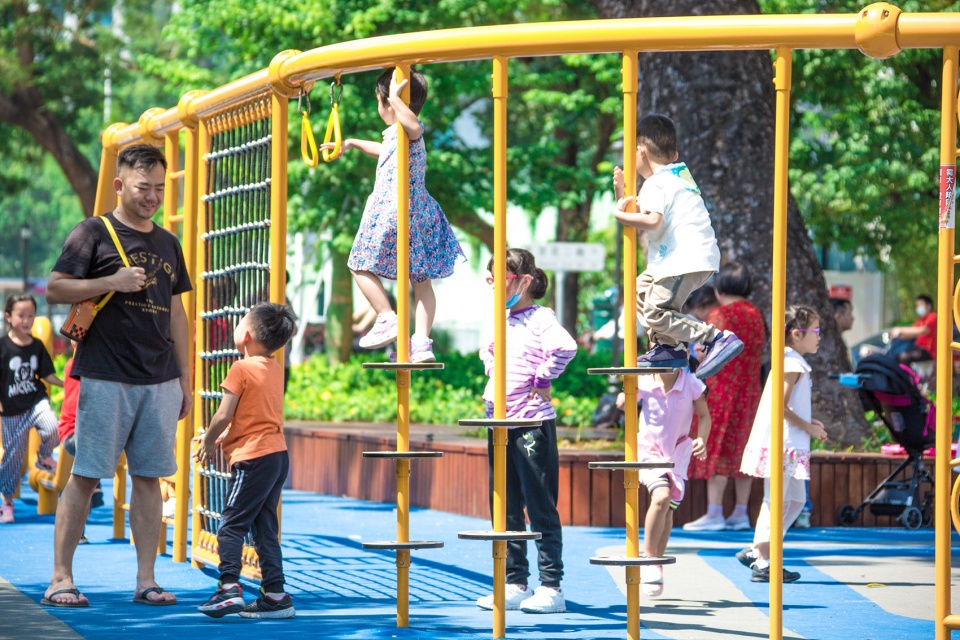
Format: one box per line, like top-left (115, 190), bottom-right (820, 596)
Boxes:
top-left (476, 583), bottom-right (529, 611)
top-left (358, 312), bottom-right (398, 349)
top-left (410, 336), bottom-right (436, 363)
top-left (793, 511), bottom-right (811, 529)
top-left (682, 512), bottom-right (726, 532)
top-left (162, 498), bottom-right (176, 519)
top-left (641, 564), bottom-right (663, 597)
top-left (724, 512), bottom-right (751, 531)
top-left (519, 586), bottom-right (566, 614)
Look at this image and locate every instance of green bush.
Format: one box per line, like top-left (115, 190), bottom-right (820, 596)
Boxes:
top-left (284, 350), bottom-right (611, 427)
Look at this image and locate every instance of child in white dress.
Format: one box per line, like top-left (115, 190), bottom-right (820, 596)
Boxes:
top-left (737, 305), bottom-right (828, 582)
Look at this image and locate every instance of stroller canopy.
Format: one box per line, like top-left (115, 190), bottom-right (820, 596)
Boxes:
top-left (854, 354), bottom-right (935, 454)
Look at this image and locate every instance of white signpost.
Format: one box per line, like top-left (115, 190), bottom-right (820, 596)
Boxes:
top-left (526, 242), bottom-right (606, 327)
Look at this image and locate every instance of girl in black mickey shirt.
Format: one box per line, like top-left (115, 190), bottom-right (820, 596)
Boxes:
top-left (0, 294), bottom-right (62, 523)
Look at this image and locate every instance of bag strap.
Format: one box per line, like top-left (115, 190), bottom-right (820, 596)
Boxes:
top-left (93, 215), bottom-right (132, 312)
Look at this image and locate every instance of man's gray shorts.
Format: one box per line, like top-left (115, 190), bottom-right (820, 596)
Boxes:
top-left (72, 378), bottom-right (182, 479)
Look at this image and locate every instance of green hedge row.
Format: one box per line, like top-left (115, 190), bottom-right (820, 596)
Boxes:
top-left (284, 350), bottom-right (616, 428)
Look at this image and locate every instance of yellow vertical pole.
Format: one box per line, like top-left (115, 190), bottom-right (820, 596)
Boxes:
top-left (113, 452), bottom-right (127, 539)
top-left (270, 96), bottom-right (289, 310)
top-left (935, 45), bottom-right (958, 640)
top-left (163, 132), bottom-right (181, 234)
top-left (164, 129), bottom-right (195, 563)
top-left (191, 118), bottom-right (211, 568)
top-left (93, 126), bottom-right (124, 217)
top-left (269, 94), bottom-right (289, 553)
top-left (491, 55), bottom-right (509, 640)
top-left (30, 319), bottom-right (57, 514)
top-left (176, 120), bottom-right (200, 563)
top-left (620, 49), bottom-right (642, 640)
top-left (393, 63), bottom-right (413, 629)
top-left (770, 47), bottom-right (793, 640)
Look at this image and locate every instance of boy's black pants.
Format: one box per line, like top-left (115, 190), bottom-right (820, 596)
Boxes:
top-left (217, 450), bottom-right (289, 593)
top-left (487, 419), bottom-right (564, 587)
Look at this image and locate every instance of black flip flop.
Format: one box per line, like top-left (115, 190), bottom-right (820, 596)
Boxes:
top-left (41, 588), bottom-right (89, 608)
top-left (133, 586), bottom-right (177, 606)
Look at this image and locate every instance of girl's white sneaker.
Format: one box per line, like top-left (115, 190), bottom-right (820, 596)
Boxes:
top-left (476, 583), bottom-right (529, 610)
top-left (641, 565), bottom-right (663, 597)
top-left (519, 586), bottom-right (566, 614)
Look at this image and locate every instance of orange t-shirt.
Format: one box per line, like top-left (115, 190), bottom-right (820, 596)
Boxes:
top-left (219, 355), bottom-right (287, 467)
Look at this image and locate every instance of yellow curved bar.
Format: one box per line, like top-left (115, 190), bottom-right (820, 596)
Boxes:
top-left (951, 473), bottom-right (960, 536)
top-left (105, 10), bottom-right (960, 152)
top-left (953, 279), bottom-right (960, 332)
top-left (301, 112), bottom-right (320, 167)
top-left (321, 104), bottom-right (342, 162)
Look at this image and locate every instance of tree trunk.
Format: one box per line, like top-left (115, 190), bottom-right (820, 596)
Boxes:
top-left (445, 205), bottom-right (494, 253)
top-left (589, 0), bottom-right (868, 444)
top-left (325, 244), bottom-right (354, 364)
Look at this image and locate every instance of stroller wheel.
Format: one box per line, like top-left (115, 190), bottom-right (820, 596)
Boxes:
top-left (837, 504), bottom-right (857, 527)
top-left (901, 506), bottom-right (923, 530)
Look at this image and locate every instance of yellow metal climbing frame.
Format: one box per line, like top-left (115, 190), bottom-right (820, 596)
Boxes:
top-left (89, 5), bottom-right (960, 639)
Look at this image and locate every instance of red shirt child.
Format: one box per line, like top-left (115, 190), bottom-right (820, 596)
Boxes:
top-left (57, 358), bottom-right (79, 445)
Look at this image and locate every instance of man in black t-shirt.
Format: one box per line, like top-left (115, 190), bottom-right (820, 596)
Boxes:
top-left (43, 144), bottom-right (191, 608)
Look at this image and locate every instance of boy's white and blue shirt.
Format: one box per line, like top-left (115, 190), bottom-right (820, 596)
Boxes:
top-left (636, 161), bottom-right (721, 280)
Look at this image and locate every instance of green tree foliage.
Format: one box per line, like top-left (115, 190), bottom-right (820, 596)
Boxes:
top-left (160, 0), bottom-right (623, 346)
top-left (760, 0), bottom-right (960, 308)
top-left (0, 1), bottom-right (181, 282)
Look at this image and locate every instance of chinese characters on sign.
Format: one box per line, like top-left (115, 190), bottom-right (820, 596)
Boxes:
top-left (526, 243), bottom-right (606, 273)
top-left (940, 164), bottom-right (956, 230)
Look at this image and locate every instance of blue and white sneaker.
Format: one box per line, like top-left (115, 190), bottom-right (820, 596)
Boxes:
top-left (695, 331), bottom-right (744, 380)
top-left (636, 344), bottom-right (688, 369)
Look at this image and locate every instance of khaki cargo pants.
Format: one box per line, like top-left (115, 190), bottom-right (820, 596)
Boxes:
top-left (636, 270), bottom-right (719, 348)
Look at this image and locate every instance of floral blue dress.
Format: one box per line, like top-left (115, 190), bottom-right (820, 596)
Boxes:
top-left (348, 123), bottom-right (465, 283)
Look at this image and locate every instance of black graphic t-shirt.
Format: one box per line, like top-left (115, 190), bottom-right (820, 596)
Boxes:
top-left (52, 212), bottom-right (192, 384)
top-left (0, 336), bottom-right (55, 416)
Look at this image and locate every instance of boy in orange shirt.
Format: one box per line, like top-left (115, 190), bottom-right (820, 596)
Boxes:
top-left (194, 302), bottom-right (297, 619)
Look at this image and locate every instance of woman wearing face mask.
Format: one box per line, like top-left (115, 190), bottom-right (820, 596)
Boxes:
top-left (475, 248), bottom-right (578, 614)
top-left (889, 294), bottom-right (937, 365)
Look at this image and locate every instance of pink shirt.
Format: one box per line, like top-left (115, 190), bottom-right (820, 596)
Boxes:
top-left (636, 370), bottom-right (706, 502)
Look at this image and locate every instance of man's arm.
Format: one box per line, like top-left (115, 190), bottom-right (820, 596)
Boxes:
top-left (890, 324), bottom-right (927, 340)
top-left (46, 269), bottom-right (146, 305)
top-left (170, 295), bottom-right (193, 420)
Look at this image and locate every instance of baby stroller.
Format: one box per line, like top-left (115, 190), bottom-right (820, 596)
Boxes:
top-left (834, 354), bottom-right (935, 530)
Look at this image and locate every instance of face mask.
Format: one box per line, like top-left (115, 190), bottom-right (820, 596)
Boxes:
top-left (916, 305), bottom-right (927, 317)
top-left (506, 292), bottom-right (521, 309)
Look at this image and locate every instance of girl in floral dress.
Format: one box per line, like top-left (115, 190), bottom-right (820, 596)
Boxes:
top-left (322, 67), bottom-right (464, 363)
top-left (736, 305), bottom-right (828, 583)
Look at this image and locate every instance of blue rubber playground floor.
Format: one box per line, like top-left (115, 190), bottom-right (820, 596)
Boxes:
top-left (0, 478), bottom-right (956, 640)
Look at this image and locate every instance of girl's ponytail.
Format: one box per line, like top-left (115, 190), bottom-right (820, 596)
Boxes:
top-left (784, 304), bottom-right (819, 340)
top-left (490, 248), bottom-right (550, 300)
top-left (529, 268), bottom-right (548, 300)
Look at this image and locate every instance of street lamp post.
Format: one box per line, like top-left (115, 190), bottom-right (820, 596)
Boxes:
top-left (20, 223), bottom-right (31, 293)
